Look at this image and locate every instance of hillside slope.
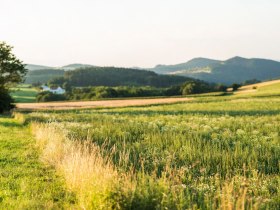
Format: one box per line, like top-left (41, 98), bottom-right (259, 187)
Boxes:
top-left (50, 67), bottom-right (195, 88)
top-left (61, 63), bottom-right (95, 70)
top-left (151, 58), bottom-right (220, 74)
top-left (25, 64), bottom-right (54, 71)
top-left (234, 79), bottom-right (280, 96)
top-left (25, 69), bottom-right (65, 84)
top-left (150, 57), bottom-right (280, 85)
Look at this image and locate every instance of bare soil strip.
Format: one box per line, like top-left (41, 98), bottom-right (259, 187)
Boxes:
top-left (16, 97), bottom-right (193, 111)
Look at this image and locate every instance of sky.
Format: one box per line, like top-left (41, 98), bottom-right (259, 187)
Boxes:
top-left (0, 0), bottom-right (280, 67)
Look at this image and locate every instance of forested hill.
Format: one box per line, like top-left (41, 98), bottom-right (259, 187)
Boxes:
top-left (49, 67), bottom-right (194, 87)
top-left (150, 57), bottom-right (280, 84)
top-left (25, 64), bottom-right (54, 71)
top-left (25, 69), bottom-right (65, 84)
top-left (151, 57), bottom-right (221, 74)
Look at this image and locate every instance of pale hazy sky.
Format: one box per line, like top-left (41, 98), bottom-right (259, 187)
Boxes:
top-left (0, 0), bottom-right (279, 67)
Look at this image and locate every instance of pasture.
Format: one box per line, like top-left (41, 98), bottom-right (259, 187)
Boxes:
top-left (12, 80), bottom-right (279, 209)
top-left (10, 85), bottom-right (38, 103)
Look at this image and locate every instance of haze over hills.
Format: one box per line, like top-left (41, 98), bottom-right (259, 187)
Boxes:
top-left (150, 58), bottom-right (221, 74)
top-left (25, 56), bottom-right (280, 85)
top-left (26, 63), bottom-right (95, 71)
top-left (61, 63), bottom-right (95, 70)
top-left (149, 57), bottom-right (280, 84)
top-left (25, 64), bottom-right (55, 71)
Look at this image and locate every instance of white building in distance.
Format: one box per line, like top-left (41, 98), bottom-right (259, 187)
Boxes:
top-left (41, 85), bottom-right (66, 94)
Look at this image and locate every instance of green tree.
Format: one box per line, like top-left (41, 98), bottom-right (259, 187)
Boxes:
top-left (62, 82), bottom-right (71, 92)
top-left (0, 41), bottom-right (27, 112)
top-left (0, 42), bottom-right (27, 89)
top-left (232, 83), bottom-right (241, 91)
top-left (181, 82), bottom-right (196, 95)
top-left (215, 84), bottom-right (228, 92)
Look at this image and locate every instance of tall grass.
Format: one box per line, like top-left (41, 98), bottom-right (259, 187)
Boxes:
top-left (30, 121), bottom-right (274, 209)
top-left (16, 89), bottom-right (280, 209)
top-left (32, 123), bottom-right (120, 209)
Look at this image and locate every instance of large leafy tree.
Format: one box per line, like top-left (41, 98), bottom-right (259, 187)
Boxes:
top-left (0, 42), bottom-right (27, 89)
top-left (0, 41), bottom-right (27, 112)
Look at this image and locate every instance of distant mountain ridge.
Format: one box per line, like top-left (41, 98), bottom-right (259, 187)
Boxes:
top-left (151, 58), bottom-right (221, 74)
top-left (149, 57), bottom-right (280, 84)
top-left (26, 56), bottom-right (280, 85)
top-left (61, 63), bottom-right (95, 70)
top-left (26, 63), bottom-right (95, 71)
top-left (25, 64), bottom-right (55, 71)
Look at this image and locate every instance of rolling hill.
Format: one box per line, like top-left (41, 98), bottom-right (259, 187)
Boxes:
top-left (49, 67), bottom-right (195, 88)
top-left (61, 63), bottom-right (95, 70)
top-left (151, 57), bottom-right (221, 74)
top-left (235, 79), bottom-right (280, 95)
top-left (25, 56), bottom-right (280, 85)
top-left (25, 64), bottom-right (54, 71)
top-left (150, 57), bottom-right (280, 85)
top-left (24, 64), bottom-right (95, 84)
top-left (25, 69), bottom-right (65, 84)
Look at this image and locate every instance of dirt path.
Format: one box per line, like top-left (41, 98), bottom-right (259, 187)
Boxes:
top-left (16, 97), bottom-right (193, 111)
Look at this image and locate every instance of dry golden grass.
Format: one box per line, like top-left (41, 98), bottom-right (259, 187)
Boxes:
top-left (233, 79), bottom-right (280, 94)
top-left (16, 97), bottom-right (193, 111)
top-left (31, 123), bottom-right (120, 209)
top-left (239, 79), bottom-right (280, 90)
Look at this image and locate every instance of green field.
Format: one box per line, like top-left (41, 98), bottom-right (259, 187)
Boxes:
top-left (0, 117), bottom-right (76, 208)
top-left (10, 85), bottom-right (38, 103)
top-left (1, 81), bottom-right (279, 209)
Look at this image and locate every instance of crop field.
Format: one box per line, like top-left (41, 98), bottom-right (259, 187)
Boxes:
top-left (16, 97), bottom-right (192, 110)
top-left (11, 81), bottom-right (279, 209)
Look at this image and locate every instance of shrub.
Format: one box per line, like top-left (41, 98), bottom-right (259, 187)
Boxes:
top-left (180, 81), bottom-right (214, 95)
top-left (36, 92), bottom-right (66, 102)
top-left (214, 84), bottom-right (228, 92)
top-left (231, 83), bottom-right (242, 91)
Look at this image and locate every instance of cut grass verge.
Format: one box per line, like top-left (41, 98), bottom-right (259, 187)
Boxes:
top-left (0, 116), bottom-right (76, 209)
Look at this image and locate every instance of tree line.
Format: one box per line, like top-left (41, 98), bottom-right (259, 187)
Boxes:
top-left (36, 81), bottom-right (227, 102)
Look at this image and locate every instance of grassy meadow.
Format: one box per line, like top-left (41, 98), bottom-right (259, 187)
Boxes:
top-left (10, 84), bottom-right (38, 103)
top-left (0, 117), bottom-right (76, 209)
top-left (9, 82), bottom-right (279, 209)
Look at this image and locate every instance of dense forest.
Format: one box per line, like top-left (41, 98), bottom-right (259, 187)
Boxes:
top-left (48, 67), bottom-right (192, 88)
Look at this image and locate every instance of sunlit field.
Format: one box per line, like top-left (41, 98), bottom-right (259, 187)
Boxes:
top-left (11, 85), bottom-right (38, 103)
top-left (14, 82), bottom-right (280, 209)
